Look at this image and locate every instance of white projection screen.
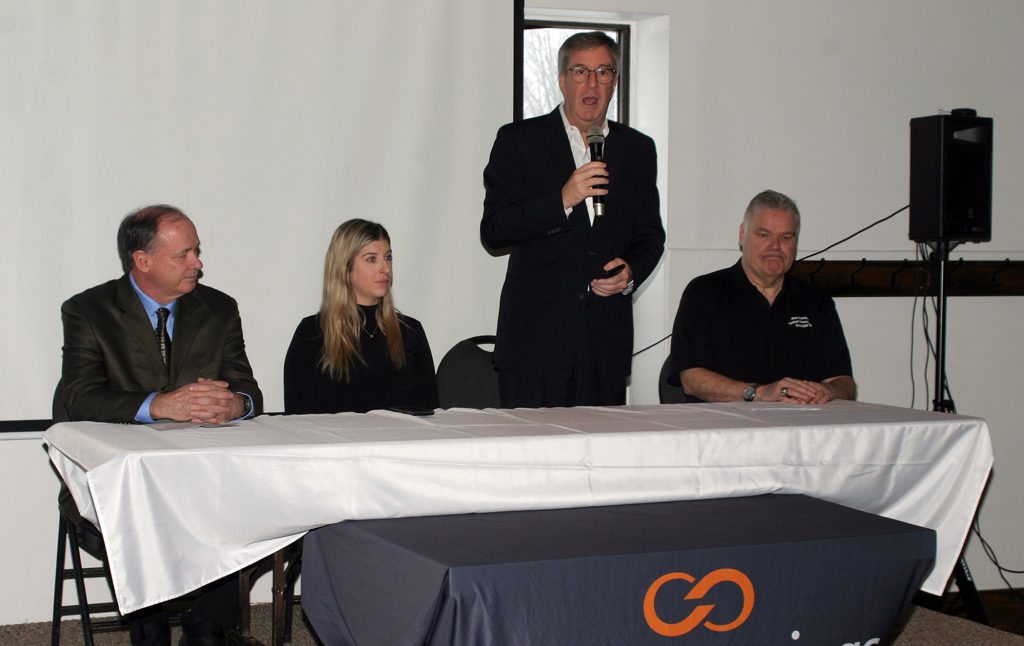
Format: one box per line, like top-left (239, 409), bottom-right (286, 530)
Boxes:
top-left (0, 0), bottom-right (512, 418)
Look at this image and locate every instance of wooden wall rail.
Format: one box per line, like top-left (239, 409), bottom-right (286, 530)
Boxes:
top-left (788, 259), bottom-right (1024, 297)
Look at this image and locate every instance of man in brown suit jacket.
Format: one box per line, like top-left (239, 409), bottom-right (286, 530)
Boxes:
top-left (60, 204), bottom-right (262, 646)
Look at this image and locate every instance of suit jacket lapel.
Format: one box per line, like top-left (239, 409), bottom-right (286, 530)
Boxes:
top-left (170, 290), bottom-right (206, 382)
top-left (545, 108), bottom-right (577, 174)
top-left (544, 108), bottom-right (591, 230)
top-left (115, 276), bottom-right (167, 376)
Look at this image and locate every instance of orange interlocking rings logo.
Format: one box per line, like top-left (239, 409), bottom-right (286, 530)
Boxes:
top-left (643, 568), bottom-right (755, 636)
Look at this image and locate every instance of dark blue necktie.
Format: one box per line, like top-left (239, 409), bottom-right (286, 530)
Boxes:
top-left (155, 307), bottom-right (172, 368)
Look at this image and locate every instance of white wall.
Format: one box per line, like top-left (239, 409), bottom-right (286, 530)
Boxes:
top-left (0, 436), bottom-right (62, 625)
top-left (0, 0), bottom-right (511, 419)
top-left (3, 0), bottom-right (1023, 627)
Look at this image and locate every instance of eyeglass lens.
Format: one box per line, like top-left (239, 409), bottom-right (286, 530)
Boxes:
top-left (569, 66), bottom-right (616, 84)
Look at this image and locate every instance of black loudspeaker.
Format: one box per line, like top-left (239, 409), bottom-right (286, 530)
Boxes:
top-left (909, 109), bottom-right (992, 242)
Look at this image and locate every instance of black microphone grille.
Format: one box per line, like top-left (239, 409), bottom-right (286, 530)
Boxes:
top-left (587, 126), bottom-right (605, 144)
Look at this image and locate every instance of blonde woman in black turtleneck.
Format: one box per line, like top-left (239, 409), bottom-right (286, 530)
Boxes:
top-left (283, 219), bottom-right (438, 414)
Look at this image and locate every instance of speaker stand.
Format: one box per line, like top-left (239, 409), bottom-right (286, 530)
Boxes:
top-left (928, 239), bottom-right (989, 625)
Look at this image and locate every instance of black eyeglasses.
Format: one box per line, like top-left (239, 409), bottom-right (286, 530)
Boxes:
top-left (567, 65), bottom-right (617, 84)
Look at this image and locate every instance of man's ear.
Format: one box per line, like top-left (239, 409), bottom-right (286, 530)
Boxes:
top-left (132, 250), bottom-right (149, 273)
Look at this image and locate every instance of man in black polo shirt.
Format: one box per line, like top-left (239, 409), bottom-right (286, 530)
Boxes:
top-left (667, 189), bottom-right (856, 404)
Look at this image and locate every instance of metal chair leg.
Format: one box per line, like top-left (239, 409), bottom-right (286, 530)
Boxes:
top-left (952, 558), bottom-right (990, 624)
top-left (238, 564), bottom-right (254, 637)
top-left (66, 521), bottom-right (96, 646)
top-left (272, 549), bottom-right (286, 646)
top-left (51, 516), bottom-right (69, 646)
top-left (282, 542), bottom-right (302, 643)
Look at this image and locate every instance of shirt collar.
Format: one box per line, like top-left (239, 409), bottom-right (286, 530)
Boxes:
top-left (128, 273), bottom-right (178, 319)
top-left (730, 259), bottom-right (790, 302)
top-left (559, 103), bottom-right (609, 151)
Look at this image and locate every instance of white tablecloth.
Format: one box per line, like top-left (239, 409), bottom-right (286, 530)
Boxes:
top-left (43, 401), bottom-right (992, 614)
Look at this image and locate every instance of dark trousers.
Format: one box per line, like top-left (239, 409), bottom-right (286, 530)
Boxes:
top-left (498, 341), bottom-right (626, 408)
top-left (128, 572), bottom-right (239, 645)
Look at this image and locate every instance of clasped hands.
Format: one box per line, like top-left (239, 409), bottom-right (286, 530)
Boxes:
top-left (761, 378), bottom-right (837, 405)
top-left (151, 377), bottom-right (245, 425)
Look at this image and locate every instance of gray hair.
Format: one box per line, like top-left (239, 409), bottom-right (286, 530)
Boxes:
top-left (558, 31), bottom-right (621, 73)
top-left (743, 189), bottom-right (801, 231)
top-left (117, 204), bottom-right (188, 274)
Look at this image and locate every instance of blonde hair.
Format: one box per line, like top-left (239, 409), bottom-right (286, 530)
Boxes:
top-left (319, 219), bottom-right (405, 381)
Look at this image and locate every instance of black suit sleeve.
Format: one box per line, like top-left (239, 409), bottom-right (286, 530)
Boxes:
top-left (216, 298), bottom-right (264, 416)
top-left (61, 296), bottom-right (150, 423)
top-left (481, 121), bottom-right (574, 250)
top-left (616, 135), bottom-right (664, 289)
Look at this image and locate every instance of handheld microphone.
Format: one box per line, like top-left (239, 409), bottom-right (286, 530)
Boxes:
top-left (587, 126), bottom-right (606, 217)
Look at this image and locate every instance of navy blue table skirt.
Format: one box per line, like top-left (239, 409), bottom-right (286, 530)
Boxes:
top-left (302, 494), bottom-right (935, 645)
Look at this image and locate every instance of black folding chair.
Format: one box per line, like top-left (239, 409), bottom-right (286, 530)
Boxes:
top-left (436, 335), bottom-right (500, 409)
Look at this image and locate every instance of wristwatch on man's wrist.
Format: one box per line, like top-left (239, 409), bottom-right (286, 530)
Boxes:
top-left (742, 384), bottom-right (759, 402)
top-left (621, 279), bottom-right (635, 297)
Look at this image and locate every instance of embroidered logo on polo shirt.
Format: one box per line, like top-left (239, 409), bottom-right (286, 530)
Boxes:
top-left (788, 316), bottom-right (812, 328)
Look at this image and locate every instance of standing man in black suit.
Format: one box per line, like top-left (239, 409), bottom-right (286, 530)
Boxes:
top-left (482, 31), bottom-right (665, 408)
top-left (61, 204), bottom-right (262, 646)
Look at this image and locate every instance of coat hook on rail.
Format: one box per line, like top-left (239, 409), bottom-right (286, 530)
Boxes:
top-left (890, 259), bottom-right (911, 289)
top-left (991, 258), bottom-right (1011, 287)
top-left (807, 258), bottom-right (827, 285)
top-left (849, 258), bottom-right (868, 287)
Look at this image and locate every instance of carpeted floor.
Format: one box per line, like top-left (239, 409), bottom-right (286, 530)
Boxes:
top-left (4, 603), bottom-right (1023, 645)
